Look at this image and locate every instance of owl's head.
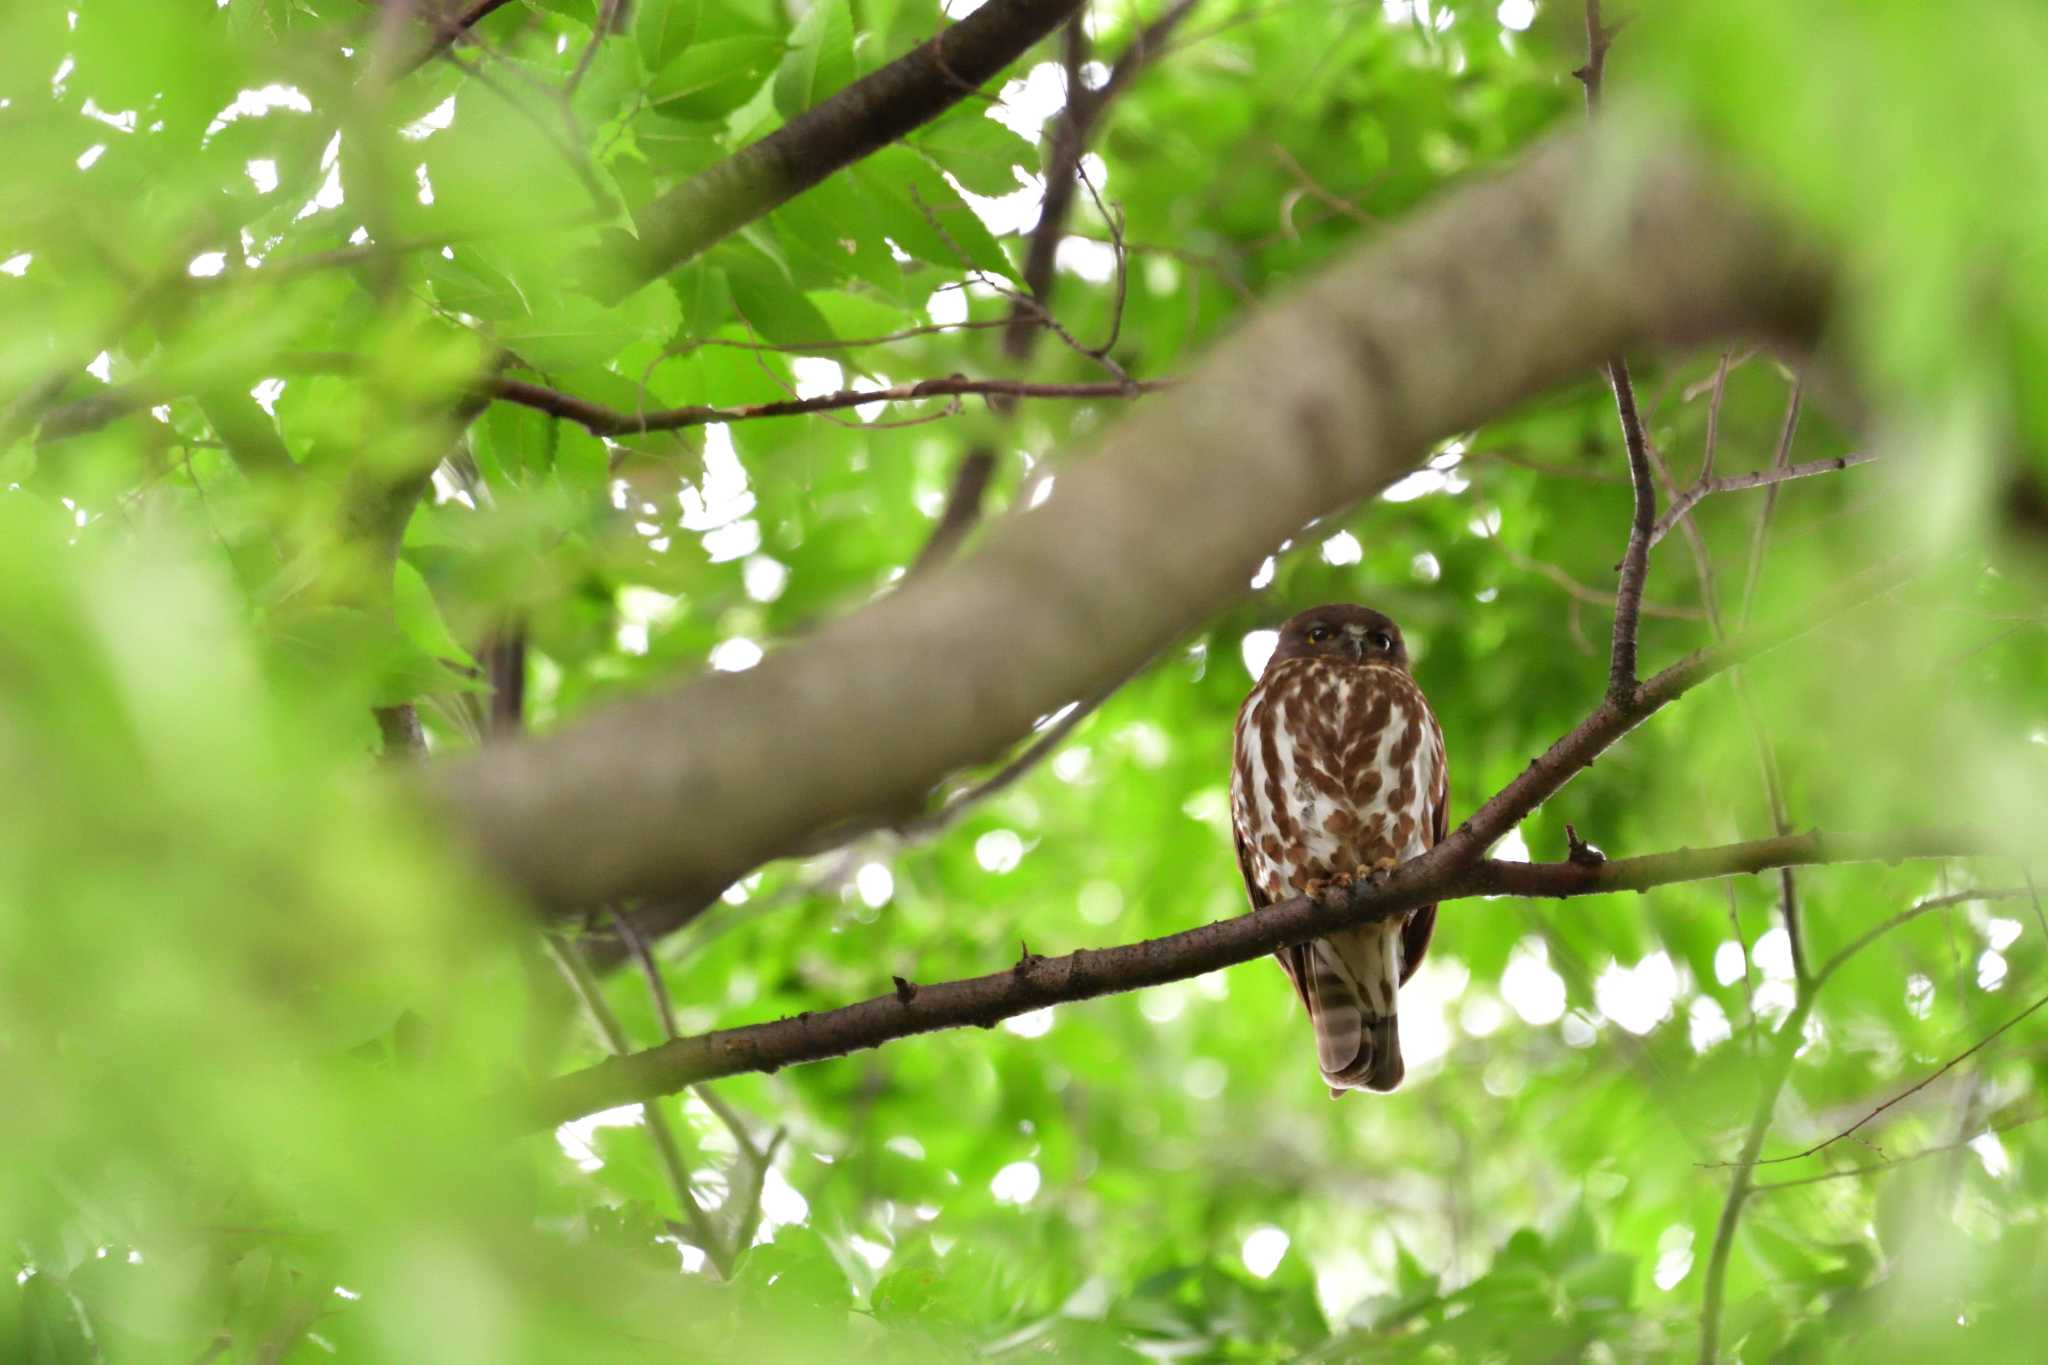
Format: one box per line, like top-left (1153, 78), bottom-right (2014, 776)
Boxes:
top-left (1269, 603), bottom-right (1409, 671)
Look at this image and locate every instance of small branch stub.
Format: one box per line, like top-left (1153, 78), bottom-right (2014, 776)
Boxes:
top-left (1565, 823), bottom-right (1607, 867)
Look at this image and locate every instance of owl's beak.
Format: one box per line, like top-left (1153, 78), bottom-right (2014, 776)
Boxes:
top-left (1341, 626), bottom-right (1366, 660)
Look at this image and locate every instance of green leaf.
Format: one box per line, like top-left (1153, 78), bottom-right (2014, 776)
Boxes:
top-left (648, 36), bottom-right (785, 122)
top-left (635, 0), bottom-right (702, 72)
top-left (718, 242), bottom-right (840, 348)
top-left (393, 559), bottom-right (480, 674)
top-left (773, 0), bottom-right (854, 118)
top-left (851, 146), bottom-right (1014, 279)
top-left (917, 110), bottom-right (1040, 198)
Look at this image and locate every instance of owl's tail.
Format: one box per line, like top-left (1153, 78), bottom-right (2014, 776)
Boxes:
top-left (1293, 920), bottom-right (1406, 1095)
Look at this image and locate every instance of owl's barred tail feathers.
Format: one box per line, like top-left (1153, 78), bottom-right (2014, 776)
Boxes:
top-left (1296, 921), bottom-right (1407, 1096)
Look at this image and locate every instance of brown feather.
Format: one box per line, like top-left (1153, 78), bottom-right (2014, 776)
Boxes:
top-left (1228, 604), bottom-right (1450, 1096)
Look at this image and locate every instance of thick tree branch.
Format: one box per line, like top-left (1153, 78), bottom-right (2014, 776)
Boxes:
top-left (517, 826), bottom-right (1992, 1130)
top-left (591, 0), bottom-right (1086, 299)
top-left (425, 129), bottom-right (1827, 912)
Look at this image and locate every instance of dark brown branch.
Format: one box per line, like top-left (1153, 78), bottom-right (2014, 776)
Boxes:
top-left (374, 703), bottom-right (428, 761)
top-left (1572, 0), bottom-right (1617, 107)
top-left (516, 825), bottom-right (1991, 1131)
top-left (1603, 355), bottom-right (1658, 698)
top-left (402, 0), bottom-right (521, 76)
top-left (1649, 452), bottom-right (1875, 548)
top-left (487, 374), bottom-right (1169, 436)
top-left (1004, 0), bottom-right (1201, 359)
top-left (593, 0), bottom-right (1086, 299)
top-left (1577, 4), bottom-right (1655, 702)
top-left (908, 448), bottom-right (999, 578)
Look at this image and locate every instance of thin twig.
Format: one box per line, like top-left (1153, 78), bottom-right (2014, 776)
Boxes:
top-left (488, 373), bottom-right (1170, 436)
top-left (1719, 990), bottom-right (2048, 1169)
top-left (1499, 546), bottom-right (1704, 621)
top-left (1268, 142), bottom-right (1377, 228)
top-left (1751, 1110), bottom-right (2047, 1192)
top-left (566, 0), bottom-right (624, 96)
top-left (895, 685), bottom-right (1116, 840)
top-left (1004, 0), bottom-right (1200, 359)
top-left (1651, 451), bottom-right (1870, 549)
top-left (1698, 350), bottom-right (1732, 482)
top-left (402, 0), bottom-right (519, 74)
top-left (544, 932), bottom-right (732, 1277)
top-left (1738, 382), bottom-right (1803, 628)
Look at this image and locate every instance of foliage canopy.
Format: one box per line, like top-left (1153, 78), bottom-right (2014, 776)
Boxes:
top-left (3, 1), bottom-right (2045, 1361)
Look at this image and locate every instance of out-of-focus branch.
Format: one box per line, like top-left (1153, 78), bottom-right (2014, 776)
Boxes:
top-left (401, 0), bottom-right (521, 75)
top-left (545, 931), bottom-right (733, 1278)
top-left (374, 704), bottom-right (428, 762)
top-left (1751, 1109), bottom-right (2047, 1193)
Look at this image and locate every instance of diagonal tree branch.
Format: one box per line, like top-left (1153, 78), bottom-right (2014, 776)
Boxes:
top-left (486, 374), bottom-right (1170, 435)
top-left (591, 0), bottom-right (1086, 299)
top-left (517, 825), bottom-right (1993, 1131)
top-left (424, 129), bottom-right (1828, 913)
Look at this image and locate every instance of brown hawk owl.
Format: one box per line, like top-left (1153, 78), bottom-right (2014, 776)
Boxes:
top-left (1229, 605), bottom-right (1449, 1095)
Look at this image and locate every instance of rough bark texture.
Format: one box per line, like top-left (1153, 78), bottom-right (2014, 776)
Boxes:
top-left (427, 130), bottom-right (1828, 912)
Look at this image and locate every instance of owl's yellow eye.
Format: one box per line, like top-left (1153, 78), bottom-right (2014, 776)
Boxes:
top-left (1306, 625), bottom-right (1333, 644)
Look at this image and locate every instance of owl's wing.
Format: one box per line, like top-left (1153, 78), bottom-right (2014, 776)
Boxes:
top-left (1235, 815), bottom-right (1320, 1016)
top-left (1398, 720), bottom-right (1450, 986)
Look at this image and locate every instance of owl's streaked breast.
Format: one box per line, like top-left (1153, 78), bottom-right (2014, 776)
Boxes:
top-left (1230, 658), bottom-right (1444, 902)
